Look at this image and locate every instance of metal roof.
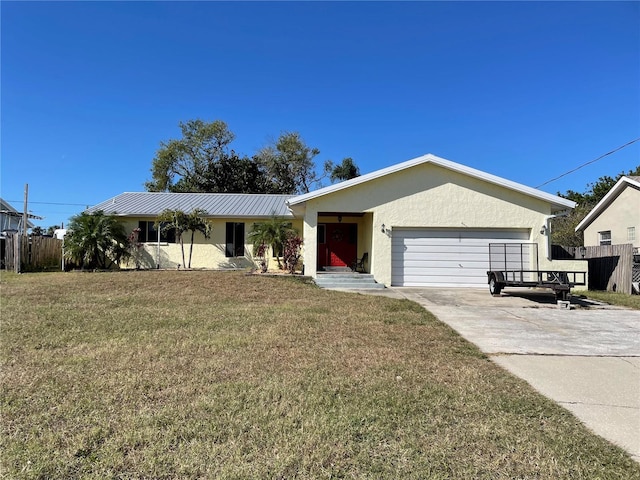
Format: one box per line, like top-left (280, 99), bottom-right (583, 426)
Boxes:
top-left (0, 197), bottom-right (36, 229)
top-left (87, 192), bottom-right (294, 218)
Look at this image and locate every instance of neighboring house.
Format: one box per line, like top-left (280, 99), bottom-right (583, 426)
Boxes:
top-left (0, 197), bottom-right (35, 233)
top-left (88, 154), bottom-right (587, 287)
top-left (575, 176), bottom-right (640, 251)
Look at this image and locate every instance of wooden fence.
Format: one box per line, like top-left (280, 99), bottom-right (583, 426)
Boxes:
top-left (552, 243), bottom-right (634, 294)
top-left (3, 234), bottom-right (63, 273)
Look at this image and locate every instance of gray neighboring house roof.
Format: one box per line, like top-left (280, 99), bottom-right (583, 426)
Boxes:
top-left (1, 197), bottom-right (36, 230)
top-left (87, 192), bottom-right (294, 218)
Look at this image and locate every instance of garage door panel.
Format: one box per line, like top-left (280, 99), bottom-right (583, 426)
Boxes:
top-left (395, 244), bottom-right (504, 256)
top-left (391, 228), bottom-right (529, 287)
top-left (401, 260), bottom-right (490, 269)
top-left (396, 229), bottom-right (527, 240)
top-left (396, 237), bottom-right (527, 245)
top-left (398, 267), bottom-right (490, 276)
top-left (400, 251), bottom-right (494, 261)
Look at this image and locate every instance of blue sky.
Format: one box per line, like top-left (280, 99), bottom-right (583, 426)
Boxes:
top-left (2, 1), bottom-right (639, 229)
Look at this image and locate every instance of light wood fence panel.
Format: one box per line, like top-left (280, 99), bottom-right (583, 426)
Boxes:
top-left (552, 243), bottom-right (634, 294)
top-left (2, 234), bottom-right (63, 272)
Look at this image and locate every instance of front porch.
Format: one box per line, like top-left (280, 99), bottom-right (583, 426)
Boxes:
top-left (311, 212), bottom-right (383, 289)
top-left (315, 212), bottom-right (373, 273)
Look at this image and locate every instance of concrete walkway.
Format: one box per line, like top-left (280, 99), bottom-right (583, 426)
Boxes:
top-left (346, 286), bottom-right (640, 462)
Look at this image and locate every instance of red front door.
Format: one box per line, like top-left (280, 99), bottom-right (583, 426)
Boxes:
top-left (318, 223), bottom-right (357, 269)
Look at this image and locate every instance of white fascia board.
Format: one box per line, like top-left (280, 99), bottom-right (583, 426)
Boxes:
top-left (287, 154), bottom-right (433, 206)
top-left (575, 176), bottom-right (640, 232)
top-left (287, 153), bottom-right (575, 210)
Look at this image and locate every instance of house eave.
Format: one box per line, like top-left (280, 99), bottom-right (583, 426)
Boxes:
top-left (575, 176), bottom-right (640, 232)
top-left (288, 153), bottom-right (576, 210)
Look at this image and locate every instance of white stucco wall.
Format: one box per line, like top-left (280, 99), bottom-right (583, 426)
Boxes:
top-left (300, 163), bottom-right (588, 287)
top-left (583, 185), bottom-right (640, 249)
top-left (119, 217), bottom-right (303, 270)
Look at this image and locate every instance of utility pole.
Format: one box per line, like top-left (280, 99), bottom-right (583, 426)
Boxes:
top-left (22, 183), bottom-right (29, 235)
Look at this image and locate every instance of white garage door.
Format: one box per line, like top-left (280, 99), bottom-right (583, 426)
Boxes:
top-left (391, 228), bottom-right (530, 287)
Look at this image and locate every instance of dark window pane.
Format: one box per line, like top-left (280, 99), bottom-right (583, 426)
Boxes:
top-left (138, 221), bottom-right (147, 242)
top-left (225, 223), bottom-right (234, 257)
top-left (147, 221), bottom-right (158, 243)
top-left (348, 224), bottom-right (357, 244)
top-left (162, 227), bottom-right (176, 244)
top-left (234, 223), bottom-right (245, 256)
top-left (317, 224), bottom-right (326, 244)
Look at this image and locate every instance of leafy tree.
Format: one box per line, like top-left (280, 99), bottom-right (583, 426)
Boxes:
top-left (184, 209), bottom-right (212, 268)
top-left (551, 165), bottom-right (640, 246)
top-left (200, 151), bottom-right (273, 194)
top-left (30, 226), bottom-right (44, 236)
top-left (146, 119), bottom-right (236, 192)
top-left (255, 132), bottom-right (321, 194)
top-left (146, 119), bottom-right (356, 194)
top-left (248, 216), bottom-right (297, 269)
top-left (65, 211), bottom-right (130, 269)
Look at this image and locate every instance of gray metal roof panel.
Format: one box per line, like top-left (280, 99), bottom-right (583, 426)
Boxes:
top-left (87, 192), bottom-right (294, 218)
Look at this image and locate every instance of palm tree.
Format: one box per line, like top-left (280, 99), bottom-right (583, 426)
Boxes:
top-left (248, 215), bottom-right (296, 269)
top-left (65, 211), bottom-right (130, 269)
top-left (155, 209), bottom-right (211, 269)
top-left (330, 157), bottom-right (360, 182)
top-left (184, 209), bottom-right (211, 268)
top-left (155, 209), bottom-right (188, 268)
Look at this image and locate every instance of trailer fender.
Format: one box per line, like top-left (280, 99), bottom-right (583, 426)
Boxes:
top-left (487, 271), bottom-right (505, 284)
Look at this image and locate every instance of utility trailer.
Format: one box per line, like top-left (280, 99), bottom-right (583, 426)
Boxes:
top-left (487, 243), bottom-right (586, 300)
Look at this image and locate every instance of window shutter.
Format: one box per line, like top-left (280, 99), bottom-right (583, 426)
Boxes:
top-left (225, 223), bottom-right (234, 257)
top-left (138, 221), bottom-right (147, 242)
top-left (234, 223), bottom-right (245, 256)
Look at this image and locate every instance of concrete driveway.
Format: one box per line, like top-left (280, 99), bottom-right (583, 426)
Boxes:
top-left (375, 287), bottom-right (640, 462)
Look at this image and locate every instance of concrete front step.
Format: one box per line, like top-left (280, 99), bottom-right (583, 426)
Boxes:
top-left (316, 273), bottom-right (375, 282)
top-left (318, 282), bottom-right (386, 290)
top-left (315, 272), bottom-right (385, 290)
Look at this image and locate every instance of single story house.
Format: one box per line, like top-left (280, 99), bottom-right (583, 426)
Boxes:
top-left (87, 193), bottom-right (300, 271)
top-left (575, 176), bottom-right (640, 250)
top-left (88, 154), bottom-right (588, 288)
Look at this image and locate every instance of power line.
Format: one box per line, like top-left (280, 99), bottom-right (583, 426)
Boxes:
top-left (4, 200), bottom-right (89, 206)
top-left (536, 137), bottom-right (640, 188)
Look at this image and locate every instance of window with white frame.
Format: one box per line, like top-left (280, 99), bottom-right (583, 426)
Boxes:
top-left (599, 231), bottom-right (612, 246)
top-left (138, 221), bottom-right (176, 243)
top-left (628, 226), bottom-right (636, 242)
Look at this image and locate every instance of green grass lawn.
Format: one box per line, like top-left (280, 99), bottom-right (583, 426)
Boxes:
top-left (581, 290), bottom-right (640, 310)
top-left (2, 271), bottom-right (639, 479)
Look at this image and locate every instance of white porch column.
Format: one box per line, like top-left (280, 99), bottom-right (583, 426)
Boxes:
top-left (303, 211), bottom-right (317, 278)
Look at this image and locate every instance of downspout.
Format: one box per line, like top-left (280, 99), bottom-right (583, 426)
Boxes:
top-left (543, 211), bottom-right (570, 260)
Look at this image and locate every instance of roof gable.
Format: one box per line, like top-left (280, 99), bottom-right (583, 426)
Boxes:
top-left (87, 192), bottom-right (294, 218)
top-left (575, 176), bottom-right (640, 232)
top-left (287, 154), bottom-right (575, 211)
